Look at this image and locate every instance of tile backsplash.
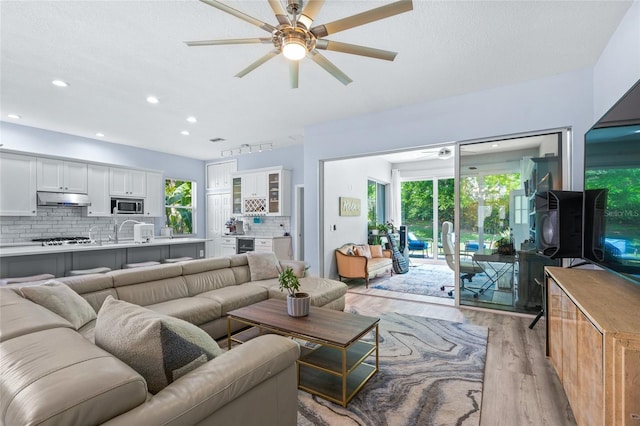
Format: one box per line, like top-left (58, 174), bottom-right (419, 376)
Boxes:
top-left (232, 215), bottom-right (291, 237)
top-left (0, 207), bottom-right (154, 244)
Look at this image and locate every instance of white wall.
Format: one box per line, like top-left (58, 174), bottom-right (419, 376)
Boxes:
top-left (323, 156), bottom-right (391, 277)
top-left (593, 1), bottom-right (640, 121)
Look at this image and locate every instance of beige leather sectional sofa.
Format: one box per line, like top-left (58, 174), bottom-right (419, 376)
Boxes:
top-left (0, 254), bottom-right (347, 425)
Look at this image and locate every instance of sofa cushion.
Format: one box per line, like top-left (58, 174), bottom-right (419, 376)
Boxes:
top-left (95, 296), bottom-right (223, 394)
top-left (256, 277), bottom-right (348, 308)
top-left (180, 257), bottom-right (231, 275)
top-left (246, 251), bottom-right (281, 281)
top-left (197, 285), bottom-right (269, 315)
top-left (183, 268), bottom-right (237, 296)
top-left (354, 244), bottom-right (372, 258)
top-left (0, 288), bottom-right (73, 342)
top-left (0, 327), bottom-right (147, 425)
top-left (369, 244), bottom-right (383, 258)
top-left (145, 297), bottom-right (223, 326)
top-left (108, 263), bottom-right (183, 287)
top-left (115, 276), bottom-right (189, 306)
top-left (20, 281), bottom-right (97, 330)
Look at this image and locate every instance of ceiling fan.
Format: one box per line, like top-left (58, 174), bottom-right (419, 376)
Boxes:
top-left (185, 0), bottom-right (413, 88)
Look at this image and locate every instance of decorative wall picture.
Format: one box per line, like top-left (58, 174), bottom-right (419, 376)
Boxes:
top-left (339, 197), bottom-right (361, 216)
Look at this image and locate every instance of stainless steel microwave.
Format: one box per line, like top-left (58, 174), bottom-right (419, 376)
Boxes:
top-left (111, 198), bottom-right (144, 214)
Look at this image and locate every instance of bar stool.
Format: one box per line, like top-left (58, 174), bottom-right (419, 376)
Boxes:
top-left (67, 267), bottom-right (111, 276)
top-left (0, 273), bottom-right (55, 285)
top-left (124, 261), bottom-right (161, 269)
top-left (163, 257), bottom-right (193, 263)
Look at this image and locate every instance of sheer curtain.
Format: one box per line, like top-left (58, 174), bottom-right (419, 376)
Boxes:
top-left (390, 169), bottom-right (402, 228)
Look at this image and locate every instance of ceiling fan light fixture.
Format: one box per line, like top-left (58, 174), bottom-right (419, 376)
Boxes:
top-left (282, 38), bottom-right (307, 61)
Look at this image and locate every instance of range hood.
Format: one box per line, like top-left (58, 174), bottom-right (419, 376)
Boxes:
top-left (37, 192), bottom-right (91, 207)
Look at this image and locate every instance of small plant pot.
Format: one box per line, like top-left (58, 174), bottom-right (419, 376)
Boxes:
top-left (287, 292), bottom-right (310, 317)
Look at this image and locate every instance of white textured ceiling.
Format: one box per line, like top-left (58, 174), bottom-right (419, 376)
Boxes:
top-left (0, 1), bottom-right (632, 160)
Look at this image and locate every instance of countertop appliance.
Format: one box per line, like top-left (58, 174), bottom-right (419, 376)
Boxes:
top-left (133, 223), bottom-right (154, 243)
top-left (32, 237), bottom-right (95, 246)
top-left (111, 198), bottom-right (143, 214)
top-left (236, 237), bottom-right (254, 254)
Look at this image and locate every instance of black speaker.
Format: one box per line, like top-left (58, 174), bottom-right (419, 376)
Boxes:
top-left (399, 225), bottom-right (407, 252)
top-left (583, 188), bottom-right (608, 262)
top-left (535, 190), bottom-right (583, 259)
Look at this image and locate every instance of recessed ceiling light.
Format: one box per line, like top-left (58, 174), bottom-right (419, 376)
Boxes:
top-left (186, 116), bottom-right (197, 123)
top-left (491, 143), bottom-right (499, 148)
top-left (96, 132), bottom-right (105, 137)
top-left (7, 114), bottom-right (21, 119)
top-left (52, 79), bottom-right (69, 87)
top-left (181, 130), bottom-right (190, 136)
top-left (146, 96), bottom-right (159, 104)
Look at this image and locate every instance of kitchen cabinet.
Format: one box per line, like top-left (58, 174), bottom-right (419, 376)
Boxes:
top-left (231, 167), bottom-right (291, 216)
top-left (206, 192), bottom-right (232, 257)
top-left (37, 158), bottom-right (88, 193)
top-left (144, 172), bottom-right (164, 217)
top-left (242, 172), bottom-right (267, 198)
top-left (254, 236), bottom-right (292, 259)
top-left (0, 153), bottom-right (37, 216)
top-left (546, 267), bottom-right (640, 425)
top-left (206, 160), bottom-right (236, 191)
top-left (85, 165), bottom-right (111, 217)
top-left (109, 167), bottom-right (146, 197)
top-left (220, 237), bottom-right (236, 257)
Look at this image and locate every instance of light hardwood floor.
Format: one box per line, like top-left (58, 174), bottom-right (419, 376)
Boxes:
top-left (344, 290), bottom-right (577, 426)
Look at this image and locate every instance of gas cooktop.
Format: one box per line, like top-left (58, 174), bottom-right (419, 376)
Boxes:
top-left (32, 237), bottom-right (96, 246)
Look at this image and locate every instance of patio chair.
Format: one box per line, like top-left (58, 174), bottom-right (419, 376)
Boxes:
top-left (407, 232), bottom-right (429, 257)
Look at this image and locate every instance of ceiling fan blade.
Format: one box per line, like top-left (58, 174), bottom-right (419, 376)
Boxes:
top-left (235, 49), bottom-right (279, 78)
top-left (290, 60), bottom-right (299, 89)
top-left (297, 0), bottom-right (325, 31)
top-left (311, 0), bottom-right (413, 38)
top-left (309, 50), bottom-right (352, 86)
top-left (199, 0), bottom-right (276, 33)
top-left (315, 39), bottom-right (397, 61)
top-left (185, 37), bottom-right (273, 47)
top-left (268, 0), bottom-right (290, 25)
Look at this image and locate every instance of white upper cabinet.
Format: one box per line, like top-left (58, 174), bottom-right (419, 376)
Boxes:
top-left (144, 172), bottom-right (164, 217)
top-left (241, 172), bottom-right (267, 198)
top-left (109, 168), bottom-right (146, 197)
top-left (85, 164), bottom-right (111, 217)
top-left (0, 153), bottom-right (37, 216)
top-left (206, 160), bottom-right (237, 192)
top-left (231, 167), bottom-right (291, 216)
top-left (37, 158), bottom-right (88, 193)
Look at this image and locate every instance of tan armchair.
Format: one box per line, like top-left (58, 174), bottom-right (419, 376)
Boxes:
top-left (335, 243), bottom-right (393, 287)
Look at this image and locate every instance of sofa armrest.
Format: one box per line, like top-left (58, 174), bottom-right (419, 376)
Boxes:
top-left (335, 250), bottom-right (368, 278)
top-left (102, 334), bottom-right (300, 426)
top-left (382, 249), bottom-right (392, 259)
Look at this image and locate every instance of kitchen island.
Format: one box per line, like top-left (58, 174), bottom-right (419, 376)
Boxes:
top-left (0, 238), bottom-right (207, 278)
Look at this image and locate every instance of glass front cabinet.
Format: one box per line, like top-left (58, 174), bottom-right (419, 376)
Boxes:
top-left (231, 167), bottom-right (291, 216)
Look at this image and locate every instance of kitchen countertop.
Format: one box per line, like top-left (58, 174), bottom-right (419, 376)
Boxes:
top-left (0, 237), bottom-right (209, 257)
top-left (221, 234), bottom-right (291, 239)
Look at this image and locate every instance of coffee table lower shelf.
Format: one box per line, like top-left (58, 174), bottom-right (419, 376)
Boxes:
top-left (298, 340), bottom-right (377, 407)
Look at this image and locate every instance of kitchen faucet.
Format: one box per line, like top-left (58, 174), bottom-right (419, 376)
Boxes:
top-left (113, 207), bottom-right (119, 243)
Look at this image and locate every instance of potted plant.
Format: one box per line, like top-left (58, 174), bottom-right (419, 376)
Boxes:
top-left (279, 266), bottom-right (310, 317)
top-left (494, 230), bottom-right (515, 255)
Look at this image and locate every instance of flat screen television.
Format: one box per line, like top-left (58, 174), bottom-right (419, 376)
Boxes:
top-left (583, 79), bottom-right (640, 285)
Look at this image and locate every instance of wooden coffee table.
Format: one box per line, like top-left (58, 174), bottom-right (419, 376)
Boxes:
top-left (227, 299), bottom-right (379, 407)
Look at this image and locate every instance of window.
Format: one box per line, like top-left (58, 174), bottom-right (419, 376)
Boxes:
top-left (165, 179), bottom-right (195, 234)
top-left (367, 180), bottom-right (387, 227)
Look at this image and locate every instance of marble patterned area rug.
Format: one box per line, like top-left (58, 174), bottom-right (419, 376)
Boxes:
top-left (362, 263), bottom-right (495, 302)
top-left (297, 311), bottom-right (488, 426)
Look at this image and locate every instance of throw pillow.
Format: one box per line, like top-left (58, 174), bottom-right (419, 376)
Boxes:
top-left (369, 244), bottom-right (383, 258)
top-left (246, 251), bottom-right (281, 281)
top-left (346, 248), bottom-right (355, 256)
top-left (355, 245), bottom-right (372, 259)
top-left (95, 296), bottom-right (222, 394)
top-left (20, 280), bottom-right (97, 330)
